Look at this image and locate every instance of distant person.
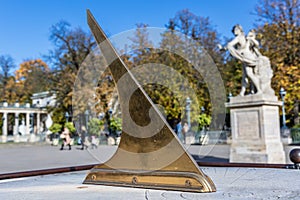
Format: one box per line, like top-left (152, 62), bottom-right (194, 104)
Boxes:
top-left (182, 122), bottom-right (189, 135)
top-left (90, 135), bottom-right (98, 149)
top-left (80, 125), bottom-right (89, 150)
top-left (174, 114), bottom-right (185, 143)
top-left (60, 127), bottom-right (72, 150)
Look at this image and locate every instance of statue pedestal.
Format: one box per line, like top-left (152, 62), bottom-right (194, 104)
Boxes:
top-left (226, 94), bottom-right (286, 164)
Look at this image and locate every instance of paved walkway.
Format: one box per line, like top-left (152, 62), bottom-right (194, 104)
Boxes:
top-left (0, 143), bottom-right (300, 199)
top-left (0, 167), bottom-right (299, 200)
top-left (0, 143), bottom-right (116, 173)
top-left (0, 143), bottom-right (298, 174)
top-left (0, 143), bottom-right (230, 173)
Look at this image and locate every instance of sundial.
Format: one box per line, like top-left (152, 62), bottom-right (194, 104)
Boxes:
top-left (83, 10), bottom-right (216, 193)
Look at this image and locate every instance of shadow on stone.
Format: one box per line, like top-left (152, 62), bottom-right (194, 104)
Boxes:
top-left (192, 155), bottom-right (229, 163)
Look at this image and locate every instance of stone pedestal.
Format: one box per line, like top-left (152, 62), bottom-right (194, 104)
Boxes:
top-left (1, 135), bottom-right (7, 143)
top-left (226, 94), bottom-right (286, 164)
top-left (14, 134), bottom-right (20, 143)
top-left (29, 134), bottom-right (36, 143)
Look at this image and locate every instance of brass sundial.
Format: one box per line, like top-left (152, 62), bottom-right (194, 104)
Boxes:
top-left (83, 10), bottom-right (216, 193)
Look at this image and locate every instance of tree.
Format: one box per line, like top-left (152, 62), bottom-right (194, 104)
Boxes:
top-left (162, 10), bottom-right (224, 128)
top-left (2, 76), bottom-right (21, 103)
top-left (221, 58), bottom-right (243, 96)
top-left (47, 21), bottom-right (96, 117)
top-left (0, 55), bottom-right (15, 101)
top-left (49, 123), bottom-right (62, 134)
top-left (114, 11), bottom-right (225, 131)
top-left (254, 0), bottom-right (300, 122)
top-left (166, 9), bottom-right (223, 64)
top-left (128, 23), bottom-right (153, 65)
top-left (126, 24), bottom-right (187, 127)
top-left (197, 113), bottom-right (212, 131)
top-left (64, 122), bottom-right (76, 134)
top-left (109, 117), bottom-right (122, 137)
top-left (88, 118), bottom-right (104, 136)
top-left (14, 59), bottom-right (50, 102)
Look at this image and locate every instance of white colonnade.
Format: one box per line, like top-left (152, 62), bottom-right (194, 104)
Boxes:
top-left (1, 102), bottom-right (47, 143)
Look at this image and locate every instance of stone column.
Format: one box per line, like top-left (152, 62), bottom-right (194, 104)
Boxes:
top-left (26, 113), bottom-right (30, 135)
top-left (29, 113), bottom-right (35, 142)
top-left (26, 112), bottom-right (31, 142)
top-left (226, 94), bottom-right (286, 164)
top-left (37, 112), bottom-right (40, 134)
top-left (2, 112), bottom-right (8, 143)
top-left (14, 113), bottom-right (20, 143)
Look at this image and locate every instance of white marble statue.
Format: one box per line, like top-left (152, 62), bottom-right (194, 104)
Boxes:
top-left (45, 114), bottom-right (53, 135)
top-left (18, 119), bottom-right (27, 135)
top-left (220, 25), bottom-right (274, 96)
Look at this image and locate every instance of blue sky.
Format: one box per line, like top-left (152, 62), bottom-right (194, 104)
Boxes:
top-left (0, 0), bottom-right (259, 68)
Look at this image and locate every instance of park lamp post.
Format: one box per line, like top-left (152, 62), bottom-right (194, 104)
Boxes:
top-left (228, 92), bottom-right (232, 102)
top-left (201, 106), bottom-right (205, 114)
top-left (279, 87), bottom-right (288, 131)
top-left (98, 112), bottom-right (104, 120)
top-left (108, 108), bottom-right (113, 118)
top-left (186, 97), bottom-right (191, 129)
top-left (201, 106), bottom-right (206, 132)
top-left (84, 110), bottom-right (89, 133)
top-left (65, 112), bottom-right (69, 123)
top-left (108, 108), bottom-right (113, 135)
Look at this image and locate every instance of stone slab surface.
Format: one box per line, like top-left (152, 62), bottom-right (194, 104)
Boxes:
top-left (0, 168), bottom-right (299, 200)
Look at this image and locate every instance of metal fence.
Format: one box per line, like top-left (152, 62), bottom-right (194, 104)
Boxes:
top-left (290, 128), bottom-right (300, 144)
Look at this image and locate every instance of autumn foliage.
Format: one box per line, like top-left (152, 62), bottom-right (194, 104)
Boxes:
top-left (0, 0), bottom-right (299, 127)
